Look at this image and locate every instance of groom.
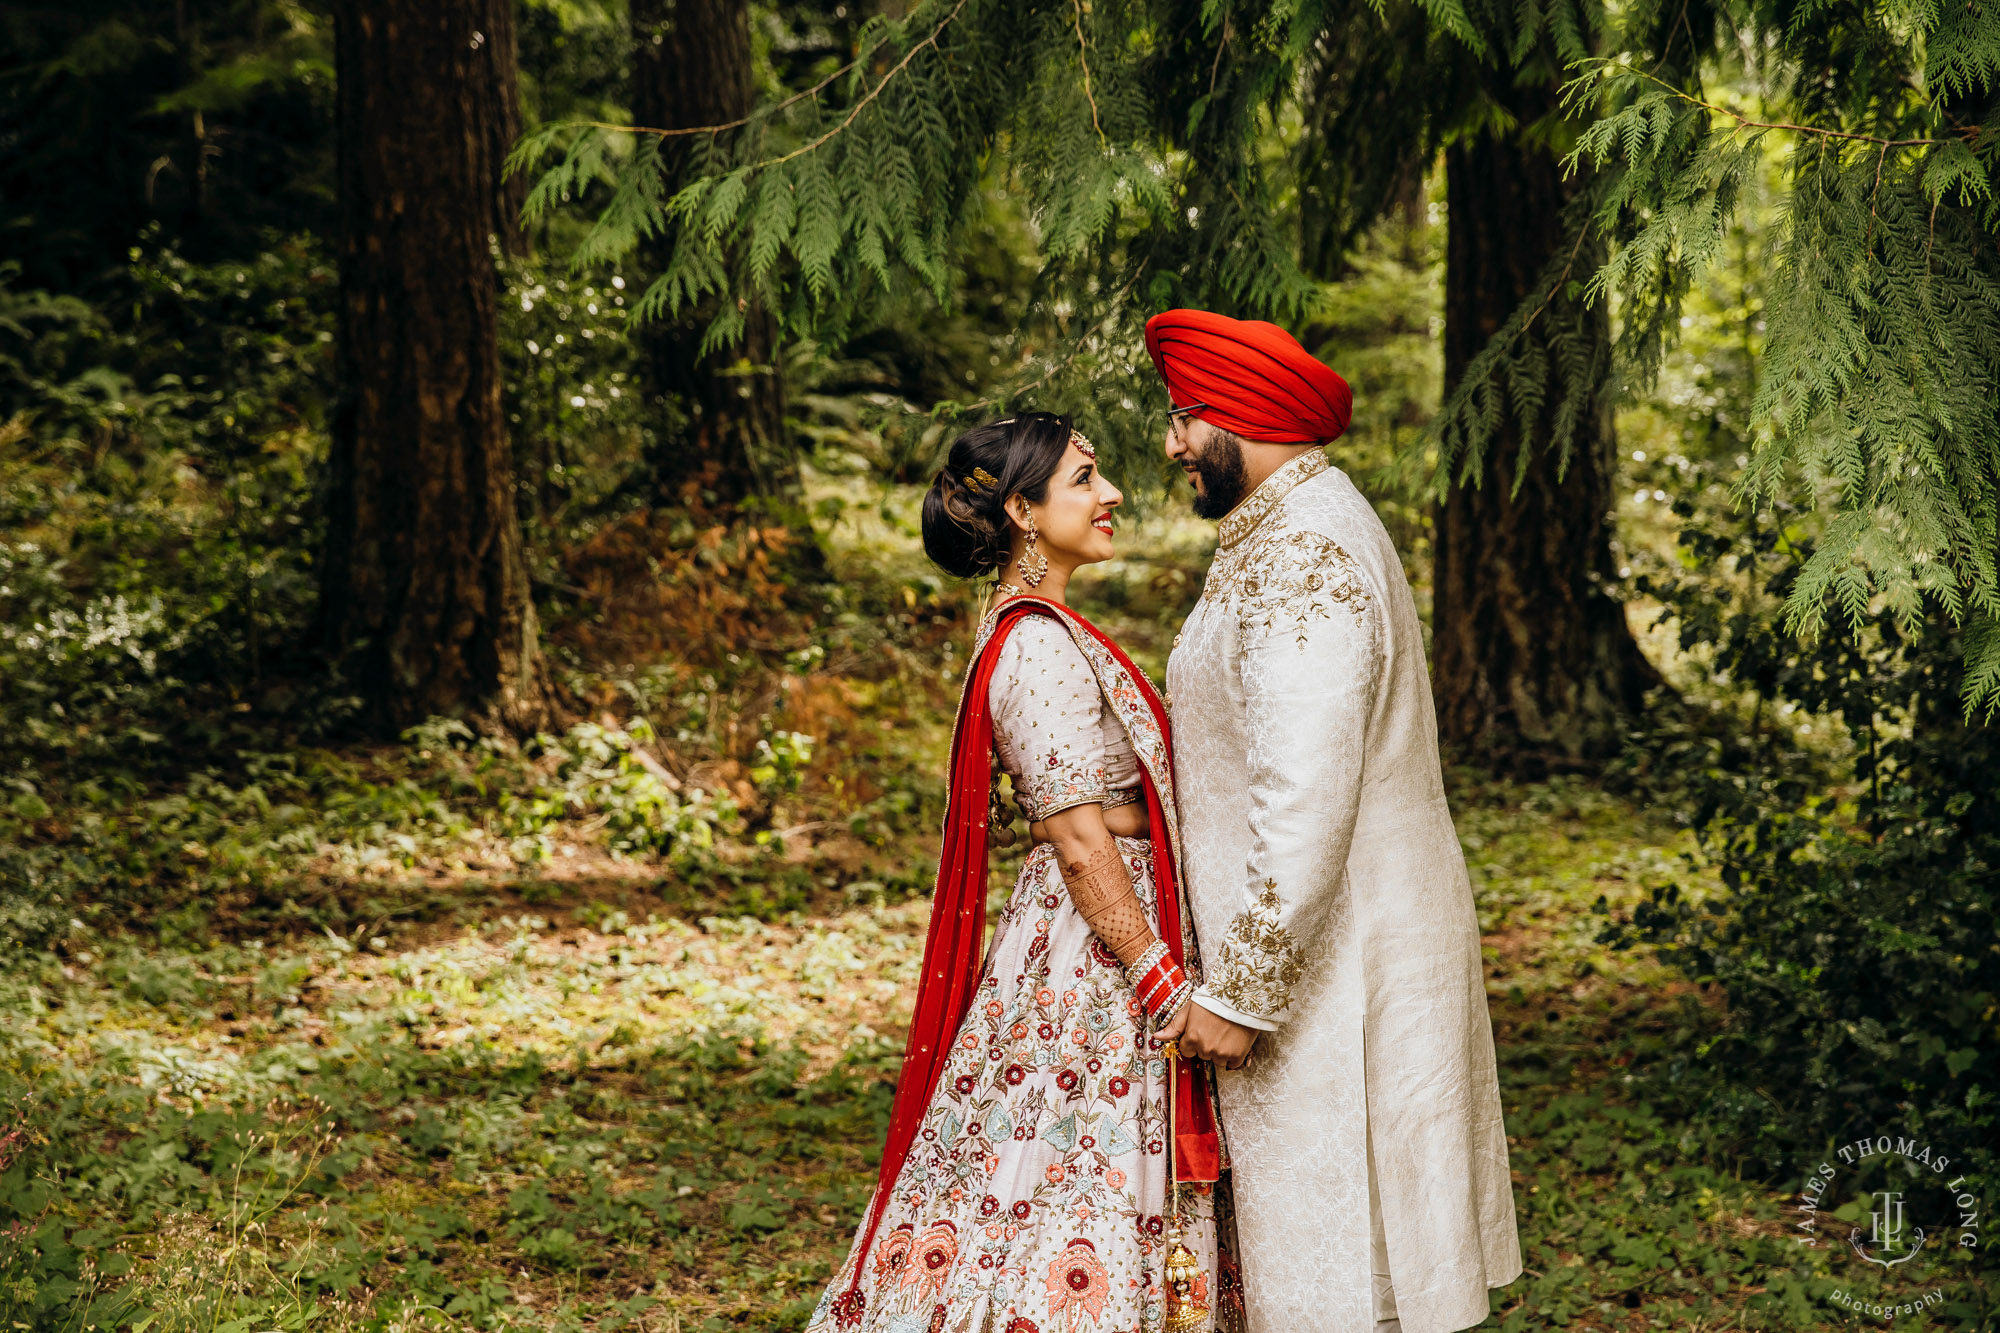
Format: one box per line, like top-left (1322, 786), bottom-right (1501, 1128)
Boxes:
top-left (1150, 309), bottom-right (1523, 1333)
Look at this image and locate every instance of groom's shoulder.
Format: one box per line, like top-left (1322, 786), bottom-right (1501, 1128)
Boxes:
top-left (1276, 463), bottom-right (1394, 552)
top-left (1253, 466), bottom-right (1414, 618)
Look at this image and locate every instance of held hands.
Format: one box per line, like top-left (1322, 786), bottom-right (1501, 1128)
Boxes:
top-left (1172, 1001), bottom-right (1260, 1070)
top-left (1042, 808), bottom-right (1239, 1060)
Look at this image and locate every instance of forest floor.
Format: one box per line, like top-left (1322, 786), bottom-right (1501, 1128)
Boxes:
top-left (16, 766), bottom-right (1971, 1333)
top-left (4, 483), bottom-right (1991, 1333)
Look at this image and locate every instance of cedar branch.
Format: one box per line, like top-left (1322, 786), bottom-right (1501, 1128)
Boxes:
top-left (584, 54), bottom-right (860, 138)
top-left (580, 0), bottom-right (970, 145)
top-left (758, 0), bottom-right (973, 170)
top-left (1606, 63), bottom-right (1958, 149)
top-left (1074, 0), bottom-right (1106, 145)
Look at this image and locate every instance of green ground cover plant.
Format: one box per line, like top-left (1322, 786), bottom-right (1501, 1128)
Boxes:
top-left (9, 752), bottom-right (1992, 1331)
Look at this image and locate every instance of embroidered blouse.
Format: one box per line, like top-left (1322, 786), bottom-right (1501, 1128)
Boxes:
top-left (987, 616), bottom-right (1142, 821)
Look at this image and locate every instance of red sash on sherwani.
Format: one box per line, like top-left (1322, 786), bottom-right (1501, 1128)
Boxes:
top-left (832, 595), bottom-right (1219, 1325)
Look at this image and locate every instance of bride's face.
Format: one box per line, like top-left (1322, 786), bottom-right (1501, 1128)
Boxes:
top-left (1012, 439), bottom-right (1124, 571)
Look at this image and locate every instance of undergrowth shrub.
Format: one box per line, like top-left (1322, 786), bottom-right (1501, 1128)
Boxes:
top-left (0, 844), bottom-right (72, 954)
top-left (0, 234), bottom-right (337, 783)
top-left (1605, 519), bottom-right (1998, 1193)
top-left (494, 718), bottom-right (746, 863)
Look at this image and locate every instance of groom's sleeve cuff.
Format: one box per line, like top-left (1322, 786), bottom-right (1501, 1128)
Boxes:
top-left (1192, 985), bottom-right (1281, 1032)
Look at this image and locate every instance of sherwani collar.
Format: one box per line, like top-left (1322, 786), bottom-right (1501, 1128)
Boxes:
top-left (1216, 446), bottom-right (1330, 550)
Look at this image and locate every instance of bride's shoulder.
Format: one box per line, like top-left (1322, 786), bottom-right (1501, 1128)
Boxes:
top-left (999, 609), bottom-right (1082, 657)
top-left (985, 608), bottom-right (1092, 681)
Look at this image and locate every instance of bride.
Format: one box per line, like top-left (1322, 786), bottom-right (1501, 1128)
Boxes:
top-left (807, 412), bottom-right (1242, 1333)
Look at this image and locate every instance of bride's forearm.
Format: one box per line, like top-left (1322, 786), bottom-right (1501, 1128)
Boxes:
top-left (1030, 800), bottom-right (1148, 842)
top-left (1045, 804), bottom-right (1195, 1021)
top-left (1042, 804), bottom-right (1155, 967)
top-left (1060, 842), bottom-right (1156, 966)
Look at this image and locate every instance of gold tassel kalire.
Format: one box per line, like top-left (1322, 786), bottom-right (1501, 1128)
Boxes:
top-left (1163, 1236), bottom-right (1207, 1333)
top-left (1159, 1040), bottom-right (1210, 1332)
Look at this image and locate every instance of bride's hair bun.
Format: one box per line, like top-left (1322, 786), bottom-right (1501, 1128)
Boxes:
top-left (921, 412), bottom-right (1074, 580)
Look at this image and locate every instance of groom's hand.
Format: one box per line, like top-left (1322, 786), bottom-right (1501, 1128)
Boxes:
top-left (1178, 1002), bottom-right (1260, 1070)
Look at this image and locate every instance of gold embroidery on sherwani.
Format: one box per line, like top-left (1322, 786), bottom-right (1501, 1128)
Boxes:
top-left (1239, 530), bottom-right (1372, 649)
top-left (1216, 448), bottom-right (1329, 550)
top-left (1207, 879), bottom-right (1306, 1019)
top-left (1190, 449), bottom-right (1335, 625)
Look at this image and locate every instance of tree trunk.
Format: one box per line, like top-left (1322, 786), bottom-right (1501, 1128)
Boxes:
top-left (478, 0), bottom-right (530, 259)
top-left (629, 0), bottom-right (801, 519)
top-left (1431, 124), bottom-right (1659, 767)
top-left (321, 0), bottom-right (550, 733)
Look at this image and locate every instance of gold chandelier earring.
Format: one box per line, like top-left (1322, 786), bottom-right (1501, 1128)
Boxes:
top-left (1017, 508), bottom-right (1049, 587)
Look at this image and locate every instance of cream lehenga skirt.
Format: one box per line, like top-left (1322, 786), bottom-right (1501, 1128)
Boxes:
top-left (807, 835), bottom-right (1242, 1333)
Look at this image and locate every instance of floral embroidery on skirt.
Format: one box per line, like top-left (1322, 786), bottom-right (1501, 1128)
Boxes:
top-left (807, 837), bottom-right (1243, 1333)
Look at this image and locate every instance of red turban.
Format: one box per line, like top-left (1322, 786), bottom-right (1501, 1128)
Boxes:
top-left (1144, 309), bottom-right (1352, 444)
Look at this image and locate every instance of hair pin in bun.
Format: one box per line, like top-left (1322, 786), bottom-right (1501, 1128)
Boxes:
top-left (961, 466), bottom-right (1000, 495)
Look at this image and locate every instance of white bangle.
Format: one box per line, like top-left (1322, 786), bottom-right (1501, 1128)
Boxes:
top-left (1123, 939), bottom-right (1169, 989)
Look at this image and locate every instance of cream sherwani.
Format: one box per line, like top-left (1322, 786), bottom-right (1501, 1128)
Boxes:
top-left (1166, 448), bottom-right (1522, 1333)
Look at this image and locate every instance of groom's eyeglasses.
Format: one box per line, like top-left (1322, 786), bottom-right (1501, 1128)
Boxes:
top-left (1166, 402), bottom-right (1208, 447)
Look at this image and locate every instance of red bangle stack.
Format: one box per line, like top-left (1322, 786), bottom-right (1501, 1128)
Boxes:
top-left (1135, 951), bottom-right (1189, 1017)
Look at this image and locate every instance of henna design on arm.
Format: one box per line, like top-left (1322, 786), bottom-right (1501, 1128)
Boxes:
top-left (1060, 840), bottom-right (1156, 964)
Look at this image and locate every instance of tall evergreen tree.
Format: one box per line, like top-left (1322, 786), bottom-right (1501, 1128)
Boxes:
top-left (320, 0), bottom-right (550, 732)
top-left (1295, 0), bottom-right (1660, 763)
top-left (1432, 119), bottom-right (1659, 762)
top-left (1433, 6), bottom-right (1661, 763)
top-left (628, 0), bottom-right (797, 515)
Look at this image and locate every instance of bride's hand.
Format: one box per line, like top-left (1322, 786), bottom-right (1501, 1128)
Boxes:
top-left (1154, 996), bottom-right (1192, 1045)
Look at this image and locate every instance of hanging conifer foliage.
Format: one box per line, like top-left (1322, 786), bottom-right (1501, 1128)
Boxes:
top-left (1564, 1), bottom-right (2000, 713)
top-left (521, 0), bottom-right (2000, 711)
top-left (509, 0), bottom-right (1322, 475)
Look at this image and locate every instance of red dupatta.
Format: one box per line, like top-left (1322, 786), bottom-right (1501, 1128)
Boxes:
top-left (831, 596), bottom-right (1219, 1326)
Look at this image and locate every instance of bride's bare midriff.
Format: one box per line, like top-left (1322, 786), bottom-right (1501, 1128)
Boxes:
top-left (1030, 800), bottom-right (1150, 846)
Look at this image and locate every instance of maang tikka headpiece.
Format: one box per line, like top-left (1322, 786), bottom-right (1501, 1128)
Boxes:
top-left (1068, 429), bottom-right (1096, 459)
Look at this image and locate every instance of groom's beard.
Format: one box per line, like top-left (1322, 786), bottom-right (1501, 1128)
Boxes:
top-left (1187, 431), bottom-right (1250, 519)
